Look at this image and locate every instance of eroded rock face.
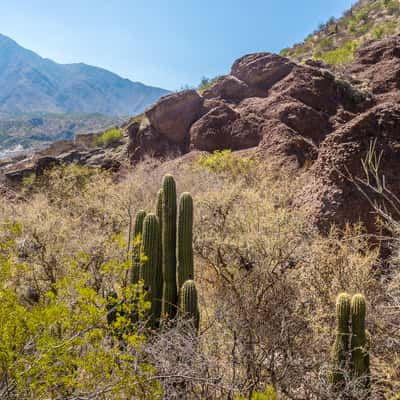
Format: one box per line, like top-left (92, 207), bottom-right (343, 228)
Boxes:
top-left (299, 103), bottom-right (400, 231)
top-left (145, 90), bottom-right (203, 143)
top-left (349, 36), bottom-right (400, 95)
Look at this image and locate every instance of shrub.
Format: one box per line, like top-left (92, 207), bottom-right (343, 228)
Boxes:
top-left (0, 222), bottom-right (160, 399)
top-left (316, 40), bottom-right (359, 65)
top-left (196, 149), bottom-right (257, 180)
top-left (94, 127), bottom-right (123, 147)
top-left (2, 155), bottom-right (400, 398)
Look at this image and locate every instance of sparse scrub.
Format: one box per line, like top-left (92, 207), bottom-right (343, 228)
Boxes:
top-left (0, 154), bottom-right (399, 398)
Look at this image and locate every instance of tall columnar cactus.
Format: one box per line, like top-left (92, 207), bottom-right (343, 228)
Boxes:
top-left (156, 189), bottom-right (163, 237)
top-left (179, 280), bottom-right (200, 332)
top-left (161, 174), bottom-right (178, 319)
top-left (178, 192), bottom-right (194, 289)
top-left (331, 293), bottom-right (351, 387)
top-left (130, 210), bottom-right (146, 285)
top-left (351, 294), bottom-right (370, 384)
top-left (139, 213), bottom-right (162, 327)
top-left (156, 189), bottom-right (164, 293)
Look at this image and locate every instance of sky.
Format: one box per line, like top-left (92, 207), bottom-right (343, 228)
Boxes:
top-left (0, 0), bottom-right (355, 90)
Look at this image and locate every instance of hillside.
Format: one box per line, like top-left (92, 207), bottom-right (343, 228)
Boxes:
top-left (281, 0), bottom-right (400, 65)
top-left (0, 33), bottom-right (169, 117)
top-left (0, 3), bottom-right (399, 400)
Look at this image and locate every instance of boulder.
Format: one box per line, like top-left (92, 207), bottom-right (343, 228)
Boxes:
top-left (145, 90), bottom-right (203, 143)
top-left (127, 118), bottom-right (183, 163)
top-left (231, 52), bottom-right (294, 90)
top-left (202, 75), bottom-right (265, 102)
top-left (190, 103), bottom-right (262, 151)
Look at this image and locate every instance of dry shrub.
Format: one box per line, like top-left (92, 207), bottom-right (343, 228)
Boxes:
top-left (0, 156), bottom-right (398, 399)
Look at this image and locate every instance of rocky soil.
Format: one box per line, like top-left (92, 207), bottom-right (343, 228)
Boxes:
top-left (2, 35), bottom-right (400, 231)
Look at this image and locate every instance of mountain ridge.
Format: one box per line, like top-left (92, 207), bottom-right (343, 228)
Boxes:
top-left (0, 33), bottom-right (169, 117)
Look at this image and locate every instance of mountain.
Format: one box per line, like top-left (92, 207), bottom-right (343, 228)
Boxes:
top-left (281, 0), bottom-right (400, 65)
top-left (0, 33), bottom-right (169, 117)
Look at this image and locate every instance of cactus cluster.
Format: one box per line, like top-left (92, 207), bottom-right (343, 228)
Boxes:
top-left (331, 292), bottom-right (370, 392)
top-left (127, 174), bottom-right (200, 331)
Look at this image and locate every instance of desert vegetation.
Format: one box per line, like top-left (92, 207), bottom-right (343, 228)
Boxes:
top-left (94, 127), bottom-right (124, 147)
top-left (0, 149), bottom-right (398, 399)
top-left (282, 0), bottom-right (400, 64)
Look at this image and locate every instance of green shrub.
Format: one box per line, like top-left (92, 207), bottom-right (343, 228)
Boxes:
top-left (316, 40), bottom-right (359, 65)
top-left (94, 128), bottom-right (123, 147)
top-left (196, 150), bottom-right (257, 178)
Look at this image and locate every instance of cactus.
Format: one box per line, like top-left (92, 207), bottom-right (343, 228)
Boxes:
top-left (156, 189), bottom-right (163, 238)
top-left (161, 174), bottom-right (178, 319)
top-left (139, 213), bottom-right (162, 327)
top-left (179, 280), bottom-right (200, 332)
top-left (130, 210), bottom-right (146, 285)
top-left (178, 192), bottom-right (194, 289)
top-left (331, 293), bottom-right (351, 387)
top-left (351, 294), bottom-right (370, 385)
top-left (156, 188), bottom-right (164, 297)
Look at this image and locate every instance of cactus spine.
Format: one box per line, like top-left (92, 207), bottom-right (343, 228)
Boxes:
top-left (351, 294), bottom-right (370, 385)
top-left (161, 175), bottom-right (178, 319)
top-left (178, 192), bottom-right (194, 289)
top-left (331, 293), bottom-right (351, 387)
top-left (130, 210), bottom-right (146, 285)
top-left (180, 280), bottom-right (200, 331)
top-left (139, 214), bottom-right (162, 327)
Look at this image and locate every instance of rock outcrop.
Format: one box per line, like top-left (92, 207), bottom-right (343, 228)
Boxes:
top-left (125, 36), bottom-right (400, 230)
top-left (348, 36), bottom-right (400, 97)
top-left (300, 102), bottom-right (400, 231)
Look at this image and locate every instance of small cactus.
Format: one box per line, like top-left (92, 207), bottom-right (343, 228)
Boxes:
top-left (178, 192), bottom-right (194, 289)
top-left (351, 294), bottom-right (370, 384)
top-left (161, 174), bottom-right (178, 320)
top-left (130, 210), bottom-right (146, 285)
top-left (179, 280), bottom-right (200, 332)
top-left (331, 293), bottom-right (351, 387)
top-left (140, 214), bottom-right (162, 327)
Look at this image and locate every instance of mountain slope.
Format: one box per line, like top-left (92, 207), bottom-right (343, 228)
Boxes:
top-left (281, 0), bottom-right (400, 65)
top-left (0, 33), bottom-right (169, 117)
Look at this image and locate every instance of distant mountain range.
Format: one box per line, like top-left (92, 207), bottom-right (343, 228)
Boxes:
top-left (0, 33), bottom-right (170, 156)
top-left (0, 33), bottom-right (169, 117)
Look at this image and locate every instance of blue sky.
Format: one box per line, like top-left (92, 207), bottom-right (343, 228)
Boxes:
top-left (0, 0), bottom-right (355, 90)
